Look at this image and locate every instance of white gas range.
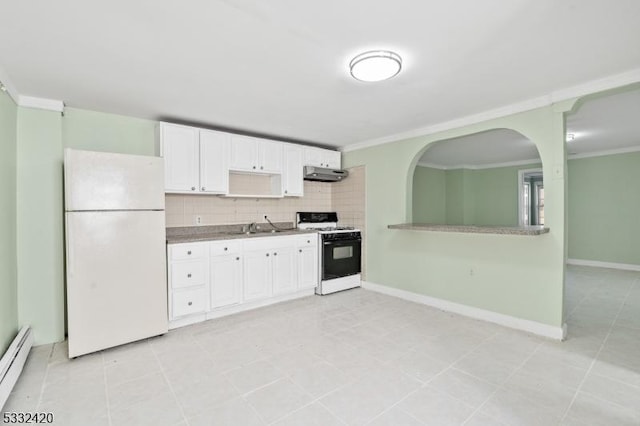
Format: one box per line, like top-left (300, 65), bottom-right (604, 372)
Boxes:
top-left (296, 212), bottom-right (362, 295)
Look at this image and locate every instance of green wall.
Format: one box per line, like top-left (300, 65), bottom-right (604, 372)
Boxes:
top-left (412, 166), bottom-right (445, 223)
top-left (343, 104), bottom-right (570, 328)
top-left (414, 163), bottom-right (542, 226)
top-left (568, 152), bottom-right (640, 266)
top-left (63, 107), bottom-right (156, 155)
top-left (16, 108), bottom-right (65, 345)
top-left (0, 91), bottom-right (18, 353)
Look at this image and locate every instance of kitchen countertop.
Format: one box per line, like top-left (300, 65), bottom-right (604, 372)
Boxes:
top-left (166, 222), bottom-right (317, 244)
top-left (388, 223), bottom-right (550, 236)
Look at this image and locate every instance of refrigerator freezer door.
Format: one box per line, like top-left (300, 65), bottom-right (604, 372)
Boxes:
top-left (66, 210), bottom-right (168, 357)
top-left (64, 149), bottom-right (165, 211)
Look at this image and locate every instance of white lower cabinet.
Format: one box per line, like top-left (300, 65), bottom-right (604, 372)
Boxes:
top-left (172, 287), bottom-right (207, 317)
top-left (243, 250), bottom-right (273, 301)
top-left (210, 254), bottom-right (242, 309)
top-left (168, 242), bottom-right (209, 320)
top-left (167, 233), bottom-right (319, 328)
top-left (272, 247), bottom-right (297, 295)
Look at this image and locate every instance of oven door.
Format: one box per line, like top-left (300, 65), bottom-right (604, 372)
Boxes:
top-left (322, 238), bottom-right (362, 281)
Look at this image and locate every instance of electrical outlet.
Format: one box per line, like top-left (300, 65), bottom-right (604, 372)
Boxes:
top-left (195, 215), bottom-right (202, 225)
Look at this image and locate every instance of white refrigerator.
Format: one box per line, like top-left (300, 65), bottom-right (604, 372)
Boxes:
top-left (64, 148), bottom-right (168, 358)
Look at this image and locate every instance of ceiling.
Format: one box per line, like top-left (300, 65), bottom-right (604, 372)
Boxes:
top-left (1, 1), bottom-right (640, 148)
top-left (418, 86), bottom-right (640, 167)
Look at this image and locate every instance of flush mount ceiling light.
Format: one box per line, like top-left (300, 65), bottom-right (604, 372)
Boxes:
top-left (349, 50), bottom-right (402, 82)
top-left (566, 133), bottom-right (575, 142)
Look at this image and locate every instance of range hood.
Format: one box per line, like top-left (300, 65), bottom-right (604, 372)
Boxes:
top-left (303, 165), bottom-right (349, 182)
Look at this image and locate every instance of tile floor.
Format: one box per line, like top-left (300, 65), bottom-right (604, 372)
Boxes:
top-left (3, 265), bottom-right (640, 425)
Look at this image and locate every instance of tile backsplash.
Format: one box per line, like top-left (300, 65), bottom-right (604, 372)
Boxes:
top-left (166, 180), bottom-right (332, 227)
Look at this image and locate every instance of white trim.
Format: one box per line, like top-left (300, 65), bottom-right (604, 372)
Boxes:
top-left (416, 161), bottom-right (449, 170)
top-left (567, 258), bottom-right (640, 272)
top-left (517, 168), bottom-right (543, 226)
top-left (568, 145), bottom-right (640, 160)
top-left (340, 68), bottom-right (640, 153)
top-left (18, 96), bottom-right (64, 113)
top-left (362, 281), bottom-right (566, 340)
top-left (417, 158), bottom-right (542, 171)
top-left (0, 66), bottom-right (20, 105)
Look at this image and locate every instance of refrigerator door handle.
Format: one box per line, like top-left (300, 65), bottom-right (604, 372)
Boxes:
top-left (67, 218), bottom-right (75, 276)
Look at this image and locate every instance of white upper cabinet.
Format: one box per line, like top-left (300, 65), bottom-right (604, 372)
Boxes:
top-left (324, 150), bottom-right (341, 169)
top-left (260, 140), bottom-right (283, 174)
top-left (229, 135), bottom-right (258, 172)
top-left (160, 123), bottom-right (229, 194)
top-left (303, 146), bottom-right (341, 169)
top-left (230, 135), bottom-right (283, 174)
top-left (199, 130), bottom-right (229, 194)
top-left (283, 144), bottom-right (304, 197)
top-left (160, 121), bottom-right (322, 196)
top-left (161, 123), bottom-right (199, 192)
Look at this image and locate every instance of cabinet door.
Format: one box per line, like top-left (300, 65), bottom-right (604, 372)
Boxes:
top-left (303, 147), bottom-right (324, 168)
top-left (199, 130), bottom-right (229, 194)
top-left (210, 254), bottom-right (242, 308)
top-left (323, 150), bottom-right (342, 169)
top-left (297, 246), bottom-right (318, 290)
top-left (161, 123), bottom-right (199, 192)
top-left (229, 135), bottom-right (258, 172)
top-left (260, 140), bottom-right (283, 174)
top-left (283, 144), bottom-right (304, 197)
top-left (272, 246), bottom-right (297, 295)
top-left (243, 250), bottom-right (272, 301)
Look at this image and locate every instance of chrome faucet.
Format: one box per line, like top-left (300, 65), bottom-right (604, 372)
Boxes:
top-left (248, 222), bottom-right (259, 233)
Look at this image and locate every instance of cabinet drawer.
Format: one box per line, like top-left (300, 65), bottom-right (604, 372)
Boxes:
top-left (172, 287), bottom-right (207, 317)
top-left (295, 234), bottom-right (318, 247)
top-left (169, 243), bottom-right (207, 261)
top-left (210, 240), bottom-right (242, 256)
top-left (171, 261), bottom-right (206, 288)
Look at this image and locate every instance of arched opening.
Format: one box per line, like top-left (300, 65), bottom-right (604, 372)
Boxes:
top-left (410, 128), bottom-right (543, 227)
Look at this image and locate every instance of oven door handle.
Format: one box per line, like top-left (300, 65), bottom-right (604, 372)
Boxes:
top-left (323, 239), bottom-right (362, 245)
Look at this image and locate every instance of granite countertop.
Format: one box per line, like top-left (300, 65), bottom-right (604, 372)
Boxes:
top-left (166, 222), bottom-right (317, 244)
top-left (388, 223), bottom-right (550, 236)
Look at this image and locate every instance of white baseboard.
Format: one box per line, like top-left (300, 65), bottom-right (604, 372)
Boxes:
top-left (567, 258), bottom-right (640, 272)
top-left (362, 281), bottom-right (566, 341)
top-left (0, 326), bottom-right (34, 410)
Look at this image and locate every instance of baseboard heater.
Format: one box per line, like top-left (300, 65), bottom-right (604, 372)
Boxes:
top-left (0, 326), bottom-right (33, 410)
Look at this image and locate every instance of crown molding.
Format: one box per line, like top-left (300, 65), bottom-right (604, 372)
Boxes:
top-left (18, 95), bottom-right (65, 113)
top-left (341, 68), bottom-right (640, 153)
top-left (417, 158), bottom-right (541, 171)
top-left (0, 66), bottom-right (20, 105)
top-left (568, 145), bottom-right (640, 160)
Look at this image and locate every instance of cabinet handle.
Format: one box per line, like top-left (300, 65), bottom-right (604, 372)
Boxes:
top-left (307, 240), bottom-right (310, 243)
top-left (188, 301), bottom-right (193, 306)
top-left (224, 247), bottom-right (228, 251)
top-left (299, 249), bottom-right (302, 253)
top-left (285, 190), bottom-right (288, 194)
top-left (187, 251), bottom-right (192, 255)
top-left (201, 187), bottom-right (206, 191)
top-left (266, 253), bottom-right (270, 257)
top-left (236, 257), bottom-right (240, 260)
top-left (187, 273), bottom-right (192, 278)
top-left (274, 252), bottom-right (277, 256)
top-left (260, 166), bottom-right (263, 170)
top-left (253, 166), bottom-right (256, 169)
top-left (191, 187), bottom-right (196, 191)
